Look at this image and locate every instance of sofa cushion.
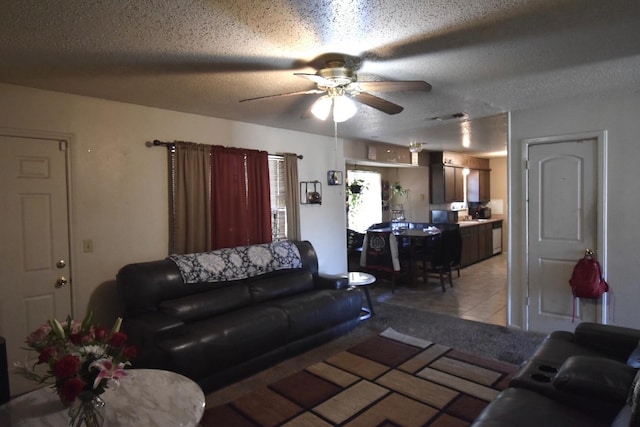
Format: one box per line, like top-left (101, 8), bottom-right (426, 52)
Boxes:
top-left (157, 305), bottom-right (289, 380)
top-left (197, 305), bottom-right (289, 367)
top-left (553, 355), bottom-right (636, 403)
top-left (158, 283), bottom-right (251, 322)
top-left (527, 331), bottom-right (619, 367)
top-left (274, 288), bottom-right (362, 340)
top-left (471, 388), bottom-right (609, 427)
top-left (249, 269), bottom-right (314, 303)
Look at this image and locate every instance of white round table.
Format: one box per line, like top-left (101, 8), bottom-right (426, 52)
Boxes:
top-left (0, 369), bottom-right (205, 426)
top-left (348, 271), bottom-right (377, 320)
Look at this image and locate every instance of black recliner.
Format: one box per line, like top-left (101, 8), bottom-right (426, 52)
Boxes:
top-left (1, 337), bottom-right (10, 404)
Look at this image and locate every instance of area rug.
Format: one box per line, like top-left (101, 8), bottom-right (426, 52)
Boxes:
top-left (200, 328), bottom-right (518, 427)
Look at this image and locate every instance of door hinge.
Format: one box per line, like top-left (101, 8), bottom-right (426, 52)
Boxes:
top-left (525, 296), bottom-right (530, 306)
top-left (524, 160), bottom-right (529, 170)
top-left (59, 140), bottom-right (67, 151)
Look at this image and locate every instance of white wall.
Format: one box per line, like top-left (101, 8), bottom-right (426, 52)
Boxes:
top-left (509, 91), bottom-right (640, 330)
top-left (0, 83), bottom-right (348, 325)
top-left (489, 157), bottom-right (508, 251)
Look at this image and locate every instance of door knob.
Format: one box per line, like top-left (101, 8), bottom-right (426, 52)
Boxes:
top-left (56, 259), bottom-right (66, 268)
top-left (55, 276), bottom-right (68, 288)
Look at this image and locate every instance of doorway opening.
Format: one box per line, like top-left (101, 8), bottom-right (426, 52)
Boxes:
top-left (346, 170), bottom-right (382, 232)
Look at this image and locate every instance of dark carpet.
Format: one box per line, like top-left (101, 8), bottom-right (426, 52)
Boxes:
top-left (360, 301), bottom-right (545, 366)
top-left (201, 328), bottom-right (519, 427)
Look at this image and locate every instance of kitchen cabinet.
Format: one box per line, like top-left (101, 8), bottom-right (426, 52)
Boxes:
top-left (467, 169), bottom-right (491, 202)
top-left (430, 164), bottom-right (464, 203)
top-left (478, 222), bottom-right (493, 259)
top-left (460, 225), bottom-right (479, 267)
top-left (430, 151), bottom-right (489, 204)
top-left (459, 220), bottom-right (502, 267)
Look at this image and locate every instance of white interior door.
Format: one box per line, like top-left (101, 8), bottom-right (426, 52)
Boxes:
top-left (0, 134), bottom-right (73, 396)
top-left (526, 137), bottom-right (603, 333)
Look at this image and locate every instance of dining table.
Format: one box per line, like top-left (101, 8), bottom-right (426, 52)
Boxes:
top-left (393, 226), bottom-right (442, 288)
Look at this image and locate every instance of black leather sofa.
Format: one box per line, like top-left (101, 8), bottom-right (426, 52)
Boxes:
top-left (117, 240), bottom-right (363, 392)
top-left (472, 323), bottom-right (640, 427)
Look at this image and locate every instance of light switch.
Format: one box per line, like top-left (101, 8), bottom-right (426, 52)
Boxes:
top-left (83, 239), bottom-right (94, 253)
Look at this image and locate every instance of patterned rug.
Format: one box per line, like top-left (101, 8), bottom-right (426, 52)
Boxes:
top-left (200, 328), bottom-right (517, 427)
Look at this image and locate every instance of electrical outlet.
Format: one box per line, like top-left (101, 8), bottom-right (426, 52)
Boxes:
top-left (83, 239), bottom-right (93, 253)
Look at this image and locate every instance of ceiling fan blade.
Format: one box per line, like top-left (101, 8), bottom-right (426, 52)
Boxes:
top-left (354, 80), bottom-right (431, 93)
top-left (351, 92), bottom-right (404, 115)
top-left (294, 72), bottom-right (337, 87)
top-left (239, 89), bottom-right (324, 103)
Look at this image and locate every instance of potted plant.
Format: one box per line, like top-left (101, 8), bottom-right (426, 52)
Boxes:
top-left (391, 181), bottom-right (408, 197)
top-left (346, 179), bottom-right (367, 207)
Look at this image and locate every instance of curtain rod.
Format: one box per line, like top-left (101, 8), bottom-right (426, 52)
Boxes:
top-left (150, 139), bottom-right (174, 148)
top-left (149, 140), bottom-right (303, 159)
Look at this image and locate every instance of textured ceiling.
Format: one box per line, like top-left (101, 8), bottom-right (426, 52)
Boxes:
top-left (2, 0), bottom-right (640, 157)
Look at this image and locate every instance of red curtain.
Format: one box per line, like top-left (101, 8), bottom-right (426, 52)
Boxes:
top-left (210, 146), bottom-right (272, 249)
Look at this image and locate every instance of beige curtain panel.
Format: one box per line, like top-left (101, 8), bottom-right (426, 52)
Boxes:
top-left (171, 141), bottom-right (212, 254)
top-left (284, 153), bottom-right (301, 241)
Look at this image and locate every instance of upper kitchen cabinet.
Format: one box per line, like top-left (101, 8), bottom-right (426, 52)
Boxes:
top-left (467, 168), bottom-right (491, 202)
top-left (431, 163), bottom-right (464, 203)
top-left (430, 151), bottom-right (490, 203)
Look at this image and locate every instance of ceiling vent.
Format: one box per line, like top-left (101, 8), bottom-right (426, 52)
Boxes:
top-left (427, 112), bottom-right (468, 121)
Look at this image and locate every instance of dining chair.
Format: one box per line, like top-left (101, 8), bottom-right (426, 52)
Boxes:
top-left (424, 228), bottom-right (462, 292)
top-left (346, 228), bottom-right (365, 271)
top-left (360, 230), bottom-right (402, 293)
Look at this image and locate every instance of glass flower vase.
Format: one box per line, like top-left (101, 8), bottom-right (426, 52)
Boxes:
top-left (68, 392), bottom-right (105, 427)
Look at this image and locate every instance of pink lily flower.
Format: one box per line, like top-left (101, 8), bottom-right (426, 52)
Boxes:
top-left (89, 358), bottom-right (130, 389)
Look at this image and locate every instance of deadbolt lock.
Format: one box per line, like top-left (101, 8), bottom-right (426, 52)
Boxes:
top-left (56, 260), bottom-right (66, 268)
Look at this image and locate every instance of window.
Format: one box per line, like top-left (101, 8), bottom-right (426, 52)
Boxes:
top-left (268, 155), bottom-right (287, 240)
top-left (347, 170), bottom-right (382, 232)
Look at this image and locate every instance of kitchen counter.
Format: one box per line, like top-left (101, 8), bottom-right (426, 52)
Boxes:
top-left (457, 216), bottom-right (504, 227)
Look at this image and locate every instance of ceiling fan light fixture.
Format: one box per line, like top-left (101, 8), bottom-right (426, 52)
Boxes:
top-left (310, 95), bottom-right (332, 120)
top-left (409, 141), bottom-right (424, 153)
top-left (332, 96), bottom-right (357, 123)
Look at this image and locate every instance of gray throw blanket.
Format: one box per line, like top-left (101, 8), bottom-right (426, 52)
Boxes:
top-left (168, 240), bottom-right (303, 284)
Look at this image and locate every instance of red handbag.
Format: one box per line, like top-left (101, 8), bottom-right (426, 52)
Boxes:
top-left (568, 250), bottom-right (608, 322)
top-left (569, 250), bottom-right (609, 299)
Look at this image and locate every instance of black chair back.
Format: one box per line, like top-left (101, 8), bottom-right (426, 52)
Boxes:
top-left (445, 228), bottom-right (462, 266)
top-left (0, 336), bottom-right (9, 404)
top-left (431, 228), bottom-right (462, 268)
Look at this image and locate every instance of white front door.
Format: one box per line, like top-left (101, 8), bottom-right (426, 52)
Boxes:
top-left (526, 136), bottom-right (605, 333)
top-left (0, 133), bottom-right (73, 396)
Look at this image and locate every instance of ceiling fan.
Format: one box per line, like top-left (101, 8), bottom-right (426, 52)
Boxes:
top-left (239, 58), bottom-right (432, 120)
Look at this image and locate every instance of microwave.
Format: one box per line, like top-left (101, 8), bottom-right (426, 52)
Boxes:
top-left (431, 210), bottom-right (458, 224)
top-left (476, 207), bottom-right (492, 219)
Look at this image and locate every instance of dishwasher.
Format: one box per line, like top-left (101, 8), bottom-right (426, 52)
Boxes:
top-left (492, 222), bottom-right (502, 254)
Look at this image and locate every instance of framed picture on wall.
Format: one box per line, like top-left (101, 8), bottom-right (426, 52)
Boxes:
top-left (327, 170), bottom-right (343, 185)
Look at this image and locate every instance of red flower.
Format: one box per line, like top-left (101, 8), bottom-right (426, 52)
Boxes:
top-left (54, 354), bottom-right (80, 379)
top-left (94, 327), bottom-right (109, 341)
top-left (69, 333), bottom-right (83, 345)
top-left (37, 347), bottom-right (57, 365)
top-left (123, 345), bottom-right (137, 360)
top-left (58, 377), bottom-right (86, 404)
top-left (109, 332), bottom-right (127, 348)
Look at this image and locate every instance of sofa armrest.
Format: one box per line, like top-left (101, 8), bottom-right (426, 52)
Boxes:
top-left (575, 323), bottom-right (640, 359)
top-left (314, 274), bottom-right (350, 290)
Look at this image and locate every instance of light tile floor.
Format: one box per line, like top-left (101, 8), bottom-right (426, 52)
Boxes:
top-left (368, 252), bottom-right (508, 326)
